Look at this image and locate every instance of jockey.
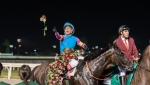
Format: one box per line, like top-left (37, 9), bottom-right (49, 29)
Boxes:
top-left (52, 22), bottom-right (88, 77)
top-left (115, 25), bottom-right (139, 85)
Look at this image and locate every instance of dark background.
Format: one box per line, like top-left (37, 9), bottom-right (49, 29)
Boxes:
top-left (0, 1), bottom-right (150, 54)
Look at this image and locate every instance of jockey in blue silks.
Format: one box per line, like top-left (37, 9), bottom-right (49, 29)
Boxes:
top-left (52, 22), bottom-right (88, 77)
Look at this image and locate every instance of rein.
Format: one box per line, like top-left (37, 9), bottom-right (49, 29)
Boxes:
top-left (85, 61), bottom-right (113, 80)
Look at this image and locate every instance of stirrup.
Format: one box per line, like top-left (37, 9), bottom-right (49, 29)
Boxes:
top-left (120, 76), bottom-right (125, 85)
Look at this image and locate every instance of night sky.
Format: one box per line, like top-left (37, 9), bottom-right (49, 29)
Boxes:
top-left (0, 1), bottom-right (150, 53)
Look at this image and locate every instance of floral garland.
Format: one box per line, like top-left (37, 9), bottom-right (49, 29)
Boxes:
top-left (47, 48), bottom-right (84, 85)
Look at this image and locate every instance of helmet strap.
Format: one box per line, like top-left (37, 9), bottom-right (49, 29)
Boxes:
top-left (121, 33), bottom-right (129, 39)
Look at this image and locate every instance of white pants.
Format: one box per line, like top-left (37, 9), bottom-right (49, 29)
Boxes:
top-left (118, 67), bottom-right (126, 76)
top-left (69, 56), bottom-right (84, 68)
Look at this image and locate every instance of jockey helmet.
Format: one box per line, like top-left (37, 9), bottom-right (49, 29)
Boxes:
top-left (63, 22), bottom-right (75, 34)
top-left (118, 25), bottom-right (130, 34)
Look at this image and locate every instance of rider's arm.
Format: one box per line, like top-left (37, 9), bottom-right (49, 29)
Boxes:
top-left (76, 37), bottom-right (86, 48)
top-left (132, 40), bottom-right (139, 58)
top-left (55, 32), bottom-right (64, 41)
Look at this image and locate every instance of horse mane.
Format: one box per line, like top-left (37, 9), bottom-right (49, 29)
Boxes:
top-left (77, 41), bottom-right (125, 71)
top-left (130, 45), bottom-right (150, 84)
top-left (84, 45), bottom-right (111, 61)
top-left (139, 45), bottom-right (150, 67)
top-left (76, 45), bottom-right (111, 72)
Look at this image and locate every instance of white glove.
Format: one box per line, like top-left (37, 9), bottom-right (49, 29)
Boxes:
top-left (118, 67), bottom-right (126, 76)
top-left (69, 59), bottom-right (79, 68)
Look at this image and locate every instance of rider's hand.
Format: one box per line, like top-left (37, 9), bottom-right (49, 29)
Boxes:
top-left (133, 57), bottom-right (140, 62)
top-left (52, 27), bottom-right (57, 33)
top-left (84, 44), bottom-right (89, 51)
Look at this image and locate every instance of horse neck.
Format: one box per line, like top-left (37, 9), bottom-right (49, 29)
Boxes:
top-left (131, 46), bottom-right (150, 85)
top-left (88, 54), bottom-right (112, 78)
top-left (131, 65), bottom-right (150, 85)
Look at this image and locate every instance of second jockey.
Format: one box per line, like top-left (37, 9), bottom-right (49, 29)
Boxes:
top-left (115, 25), bottom-right (139, 85)
top-left (52, 22), bottom-right (88, 77)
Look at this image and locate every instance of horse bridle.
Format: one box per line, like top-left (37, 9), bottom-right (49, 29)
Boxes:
top-left (85, 61), bottom-right (114, 80)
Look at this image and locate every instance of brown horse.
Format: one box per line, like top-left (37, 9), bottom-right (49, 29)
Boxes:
top-left (130, 45), bottom-right (150, 85)
top-left (30, 60), bottom-right (52, 85)
top-left (61, 43), bottom-right (133, 85)
top-left (99, 45), bottom-right (150, 85)
top-left (30, 43), bottom-right (133, 85)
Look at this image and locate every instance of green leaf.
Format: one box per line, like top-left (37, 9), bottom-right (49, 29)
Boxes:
top-left (58, 56), bottom-right (63, 60)
top-left (44, 26), bottom-right (47, 30)
top-left (44, 32), bottom-right (46, 36)
top-left (40, 17), bottom-right (47, 22)
top-left (43, 18), bottom-right (46, 22)
top-left (40, 17), bottom-right (44, 21)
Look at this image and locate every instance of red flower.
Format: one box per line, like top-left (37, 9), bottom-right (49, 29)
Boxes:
top-left (56, 72), bottom-right (59, 74)
top-left (79, 49), bottom-right (83, 52)
top-left (56, 59), bottom-right (60, 63)
top-left (69, 49), bottom-right (73, 53)
top-left (63, 55), bottom-right (67, 59)
top-left (61, 63), bottom-right (65, 67)
top-left (42, 15), bottom-right (46, 19)
top-left (67, 57), bottom-right (70, 60)
top-left (49, 65), bottom-right (52, 68)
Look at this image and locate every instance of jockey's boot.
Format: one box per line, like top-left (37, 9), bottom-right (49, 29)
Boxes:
top-left (120, 76), bottom-right (125, 85)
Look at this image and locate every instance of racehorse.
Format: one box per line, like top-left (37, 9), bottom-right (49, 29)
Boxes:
top-left (30, 43), bottom-right (133, 85)
top-left (30, 61), bottom-right (51, 85)
top-left (129, 45), bottom-right (150, 85)
top-left (62, 42), bottom-right (133, 85)
top-left (99, 45), bottom-right (150, 85)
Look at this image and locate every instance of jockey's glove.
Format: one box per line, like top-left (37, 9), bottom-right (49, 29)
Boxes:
top-left (84, 44), bottom-right (89, 51)
top-left (52, 27), bottom-right (57, 33)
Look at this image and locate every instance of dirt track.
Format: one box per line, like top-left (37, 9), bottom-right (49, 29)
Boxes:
top-left (0, 78), bottom-right (22, 85)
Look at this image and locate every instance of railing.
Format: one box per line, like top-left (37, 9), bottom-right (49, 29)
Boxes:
top-left (2, 63), bottom-right (41, 79)
top-left (0, 53), bottom-right (13, 56)
top-left (0, 56), bottom-right (55, 79)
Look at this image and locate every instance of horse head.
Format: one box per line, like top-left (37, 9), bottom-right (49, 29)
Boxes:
top-left (112, 41), bottom-right (133, 71)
